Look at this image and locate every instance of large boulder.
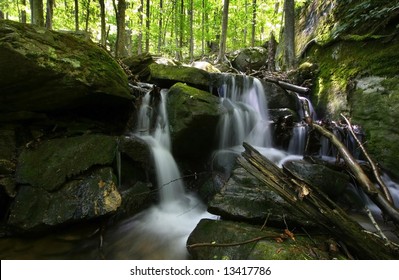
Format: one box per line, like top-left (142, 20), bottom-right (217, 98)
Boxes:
top-left (0, 20), bottom-right (132, 122)
top-left (167, 83), bottom-right (224, 159)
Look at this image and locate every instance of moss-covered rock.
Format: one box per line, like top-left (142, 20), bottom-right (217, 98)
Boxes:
top-left (16, 134), bottom-right (117, 191)
top-left (231, 47), bottom-right (268, 72)
top-left (8, 167), bottom-right (121, 231)
top-left (167, 83), bottom-right (223, 159)
top-left (187, 219), bottom-right (346, 260)
top-left (0, 20), bottom-right (131, 120)
top-left (350, 76), bottom-right (399, 177)
top-left (148, 64), bottom-right (212, 90)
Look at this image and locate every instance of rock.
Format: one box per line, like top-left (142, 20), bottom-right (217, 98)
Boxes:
top-left (208, 166), bottom-right (316, 227)
top-left (16, 134), bottom-right (117, 192)
top-left (167, 83), bottom-right (223, 159)
top-left (122, 53), bottom-right (155, 80)
top-left (0, 20), bottom-right (132, 122)
top-left (187, 219), bottom-right (346, 260)
top-left (231, 47), bottom-right (268, 72)
top-left (118, 135), bottom-right (152, 167)
top-left (148, 64), bottom-right (212, 90)
top-left (0, 126), bottom-right (16, 167)
top-left (350, 75), bottom-right (399, 177)
top-left (8, 167), bottom-right (121, 231)
top-left (282, 160), bottom-right (360, 207)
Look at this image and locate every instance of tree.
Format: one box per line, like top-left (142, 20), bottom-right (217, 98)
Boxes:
top-left (188, 0), bottom-right (194, 61)
top-left (157, 0), bottom-right (163, 53)
top-left (114, 0), bottom-right (128, 58)
top-left (283, 0), bottom-right (295, 69)
top-left (45, 0), bottom-right (54, 29)
top-left (20, 0), bottom-right (27, 23)
top-left (216, 0), bottom-right (229, 63)
top-left (145, 0), bottom-right (150, 52)
top-left (30, 0), bottom-right (44, 26)
top-left (99, 0), bottom-right (107, 46)
top-left (251, 0), bottom-right (257, 47)
top-left (74, 0), bottom-right (79, 31)
top-left (138, 0), bottom-right (144, 54)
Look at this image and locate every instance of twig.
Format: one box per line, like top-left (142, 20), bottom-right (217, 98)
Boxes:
top-left (187, 235), bottom-right (276, 249)
top-left (364, 207), bottom-right (390, 244)
top-left (260, 212), bottom-right (271, 231)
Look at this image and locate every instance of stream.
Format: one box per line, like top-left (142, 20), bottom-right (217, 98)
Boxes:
top-left (1, 74), bottom-right (398, 259)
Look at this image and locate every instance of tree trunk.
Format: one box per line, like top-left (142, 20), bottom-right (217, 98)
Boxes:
top-left (84, 0), bottom-right (91, 33)
top-left (267, 31), bottom-right (276, 71)
top-left (114, 0), bottom-right (127, 58)
top-left (238, 142), bottom-right (399, 259)
top-left (251, 0), bottom-right (257, 47)
top-left (45, 0), bottom-right (54, 29)
top-left (99, 0), bottom-right (107, 46)
top-left (189, 0), bottom-right (194, 62)
top-left (20, 0), bottom-right (27, 23)
top-left (74, 0), bottom-right (79, 31)
top-left (138, 0), bottom-right (143, 54)
top-left (30, 0), bottom-right (44, 27)
top-left (157, 0), bottom-right (163, 53)
top-left (216, 0), bottom-right (230, 63)
top-left (145, 0), bottom-right (150, 53)
top-left (283, 0), bottom-right (295, 69)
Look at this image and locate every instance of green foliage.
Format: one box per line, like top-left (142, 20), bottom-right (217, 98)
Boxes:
top-left (0, 0), bottom-right (285, 60)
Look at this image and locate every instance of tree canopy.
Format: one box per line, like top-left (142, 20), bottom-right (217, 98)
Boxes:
top-left (0, 0), bottom-right (307, 60)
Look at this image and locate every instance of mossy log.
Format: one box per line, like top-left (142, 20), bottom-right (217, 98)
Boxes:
top-left (238, 142), bottom-right (399, 259)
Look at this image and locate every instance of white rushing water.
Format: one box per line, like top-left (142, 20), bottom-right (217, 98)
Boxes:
top-left (106, 90), bottom-right (214, 259)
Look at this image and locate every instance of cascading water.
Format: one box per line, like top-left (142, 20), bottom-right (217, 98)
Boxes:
top-left (105, 90), bottom-right (214, 259)
top-left (218, 74), bottom-right (272, 148)
top-left (214, 74), bottom-right (292, 171)
top-left (288, 124), bottom-right (308, 155)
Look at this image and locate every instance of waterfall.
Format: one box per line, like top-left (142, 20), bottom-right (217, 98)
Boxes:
top-left (288, 124), bottom-right (307, 155)
top-left (106, 90), bottom-right (214, 259)
top-left (218, 74), bottom-right (272, 149)
top-left (136, 90), bottom-right (185, 204)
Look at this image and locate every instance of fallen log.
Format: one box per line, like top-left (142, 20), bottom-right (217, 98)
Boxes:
top-left (238, 142), bottom-right (399, 259)
top-left (311, 123), bottom-right (399, 224)
top-left (263, 77), bottom-right (311, 95)
top-left (340, 114), bottom-right (394, 205)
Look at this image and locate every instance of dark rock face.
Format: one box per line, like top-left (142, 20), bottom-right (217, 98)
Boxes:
top-left (9, 167), bottom-right (121, 231)
top-left (16, 134), bottom-right (118, 192)
top-left (0, 20), bottom-right (132, 124)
